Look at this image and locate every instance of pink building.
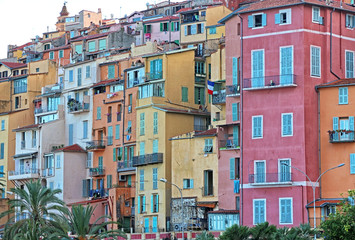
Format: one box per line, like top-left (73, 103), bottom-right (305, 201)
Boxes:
top-left (143, 16), bottom-right (180, 45)
top-left (221, 0), bottom-right (355, 227)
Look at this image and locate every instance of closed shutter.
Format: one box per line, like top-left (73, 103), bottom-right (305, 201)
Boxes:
top-left (138, 196), bottom-right (141, 214)
top-left (142, 195), bottom-right (146, 212)
top-left (232, 103), bottom-right (239, 121)
top-left (113, 148), bottom-right (116, 162)
top-left (248, 15), bottom-right (253, 28)
top-left (0, 143), bottom-right (4, 159)
top-left (230, 158), bottom-right (235, 179)
top-left (232, 57), bottom-right (238, 85)
top-left (333, 117), bottom-right (339, 141)
top-left (233, 126), bottom-right (239, 147)
top-left (82, 180), bottom-right (87, 197)
top-left (156, 194), bottom-right (159, 212)
top-left (151, 194), bottom-right (154, 213)
top-left (350, 154), bottom-right (355, 174)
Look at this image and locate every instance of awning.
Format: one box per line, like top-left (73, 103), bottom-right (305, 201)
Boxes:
top-left (197, 201), bottom-right (217, 208)
top-left (13, 152), bottom-right (37, 160)
top-left (306, 199), bottom-right (342, 208)
top-left (119, 171), bottom-right (135, 176)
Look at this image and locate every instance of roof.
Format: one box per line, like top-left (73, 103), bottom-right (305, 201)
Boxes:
top-left (176, 7), bottom-right (193, 13)
top-left (67, 197), bottom-right (108, 206)
top-left (0, 61), bottom-right (27, 69)
top-left (13, 124), bottom-right (39, 132)
top-left (219, 0), bottom-right (355, 23)
top-left (316, 78), bottom-right (355, 89)
top-left (208, 210), bottom-right (240, 214)
top-left (13, 152), bottom-right (38, 159)
top-left (70, 32), bottom-right (109, 42)
top-left (194, 128), bottom-right (217, 137)
top-left (13, 42), bottom-right (33, 51)
top-left (197, 201), bottom-right (217, 208)
top-left (53, 144), bottom-right (86, 153)
top-left (144, 16), bottom-right (180, 24)
top-left (42, 45), bottom-right (71, 53)
top-left (91, 79), bottom-right (121, 88)
top-left (306, 199), bottom-right (343, 208)
top-left (153, 106), bottom-right (210, 116)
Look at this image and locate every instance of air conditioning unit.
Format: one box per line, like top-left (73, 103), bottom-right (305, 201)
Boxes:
top-left (119, 175), bottom-right (127, 181)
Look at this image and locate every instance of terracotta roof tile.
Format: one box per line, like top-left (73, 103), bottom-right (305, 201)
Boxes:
top-left (144, 16), bottom-right (180, 24)
top-left (53, 144), bottom-right (86, 153)
top-left (306, 199), bottom-right (342, 208)
top-left (42, 45), bottom-right (71, 53)
top-left (194, 128), bottom-right (217, 137)
top-left (91, 79), bottom-right (120, 88)
top-left (0, 62), bottom-right (27, 69)
top-left (317, 78), bottom-right (355, 88)
top-left (176, 7), bottom-right (193, 13)
top-left (208, 210), bottom-right (240, 214)
top-left (154, 106), bottom-right (210, 116)
top-left (13, 124), bottom-right (39, 132)
top-left (13, 42), bottom-right (33, 50)
top-left (70, 32), bottom-right (109, 42)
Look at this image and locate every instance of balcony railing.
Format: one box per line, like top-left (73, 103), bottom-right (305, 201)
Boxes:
top-left (35, 106), bottom-right (58, 114)
top-left (181, 14), bottom-right (205, 24)
top-left (219, 139), bottom-right (239, 150)
top-left (212, 90), bottom-right (226, 105)
top-left (86, 140), bottom-right (106, 151)
top-left (226, 85), bottom-right (240, 96)
top-left (43, 83), bottom-right (63, 94)
top-left (248, 173), bottom-right (293, 184)
top-left (243, 74), bottom-right (296, 89)
top-left (146, 71), bottom-right (163, 81)
top-left (42, 168), bottom-right (55, 177)
top-left (328, 130), bottom-right (355, 143)
top-left (89, 188), bottom-right (108, 198)
top-left (117, 112), bottom-right (122, 121)
top-left (67, 101), bottom-right (90, 113)
top-left (117, 160), bottom-right (134, 171)
top-left (133, 153), bottom-right (163, 167)
top-left (202, 186), bottom-right (214, 196)
top-left (89, 167), bottom-right (105, 177)
top-left (8, 168), bottom-right (40, 180)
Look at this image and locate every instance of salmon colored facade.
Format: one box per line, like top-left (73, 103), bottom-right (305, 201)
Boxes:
top-left (42, 45), bottom-right (71, 66)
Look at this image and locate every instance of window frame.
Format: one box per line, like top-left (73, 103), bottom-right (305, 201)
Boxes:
top-left (345, 50), bottom-right (354, 79)
top-left (204, 139), bottom-right (213, 153)
top-left (281, 113), bottom-right (293, 137)
top-left (310, 45), bottom-right (321, 77)
top-left (253, 199), bottom-right (266, 225)
top-left (252, 115), bottom-right (263, 139)
top-left (346, 14), bottom-right (354, 29)
top-left (278, 158), bottom-right (291, 182)
top-left (278, 9), bottom-right (291, 25)
top-left (279, 197), bottom-right (293, 225)
top-left (312, 7), bottom-right (321, 23)
top-left (254, 160), bottom-right (266, 183)
top-left (339, 87), bottom-right (349, 105)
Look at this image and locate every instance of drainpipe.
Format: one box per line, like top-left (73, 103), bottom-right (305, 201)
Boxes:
top-left (237, 12), bottom-right (243, 226)
top-left (330, 8), bottom-right (340, 80)
top-left (316, 87), bottom-right (322, 200)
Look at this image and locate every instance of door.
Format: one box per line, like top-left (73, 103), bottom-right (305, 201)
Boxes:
top-left (340, 118), bottom-right (350, 140)
top-left (252, 50), bottom-right (264, 88)
top-left (280, 47), bottom-right (293, 85)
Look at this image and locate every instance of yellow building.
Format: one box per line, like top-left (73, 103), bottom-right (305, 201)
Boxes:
top-left (170, 129), bottom-right (218, 231)
top-left (134, 48), bottom-right (211, 233)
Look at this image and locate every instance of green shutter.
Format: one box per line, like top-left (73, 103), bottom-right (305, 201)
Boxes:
top-left (160, 23), bottom-right (163, 31)
top-left (230, 158), bottom-right (235, 179)
top-left (144, 25), bottom-right (147, 33)
top-left (113, 148), bottom-right (116, 162)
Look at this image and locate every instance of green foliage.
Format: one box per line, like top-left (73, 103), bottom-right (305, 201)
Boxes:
top-left (219, 224), bottom-right (250, 240)
top-left (272, 224), bottom-right (317, 240)
top-left (195, 230), bottom-right (215, 240)
top-left (320, 189), bottom-right (355, 240)
top-left (249, 222), bottom-right (277, 240)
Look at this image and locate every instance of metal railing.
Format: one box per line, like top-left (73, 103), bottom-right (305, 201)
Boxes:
top-left (329, 130), bottom-right (355, 143)
top-left (9, 168), bottom-right (40, 176)
top-left (219, 139), bottom-right (239, 149)
top-left (248, 173), bottom-right (293, 184)
top-left (89, 167), bottom-right (105, 177)
top-left (67, 101), bottom-right (90, 113)
top-left (117, 160), bottom-right (134, 170)
top-left (86, 140), bottom-right (106, 150)
top-left (194, 125), bottom-right (208, 131)
top-left (226, 85), bottom-right (240, 95)
top-left (117, 112), bottom-right (122, 121)
top-left (181, 14), bottom-right (205, 24)
top-left (146, 71), bottom-right (163, 81)
top-left (133, 153), bottom-right (163, 167)
top-left (243, 74), bottom-right (296, 89)
top-left (89, 188), bottom-right (108, 198)
top-left (107, 114), bottom-right (112, 123)
top-left (212, 90), bottom-right (226, 105)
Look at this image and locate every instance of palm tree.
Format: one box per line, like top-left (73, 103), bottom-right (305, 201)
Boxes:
top-left (249, 222), bottom-right (277, 240)
top-left (219, 224), bottom-right (250, 240)
top-left (195, 230), bottom-right (215, 240)
top-left (55, 204), bottom-right (126, 240)
top-left (0, 179), bottom-right (67, 240)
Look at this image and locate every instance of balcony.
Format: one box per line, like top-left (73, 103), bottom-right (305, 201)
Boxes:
top-left (243, 74), bottom-right (296, 90)
top-left (42, 168), bottom-right (55, 178)
top-left (226, 85), bottom-right (240, 96)
top-left (67, 100), bottom-right (90, 114)
top-left (212, 90), bottom-right (226, 105)
top-left (8, 168), bottom-right (40, 181)
top-left (181, 13), bottom-right (205, 24)
top-left (86, 140), bottom-right (106, 151)
top-left (329, 130), bottom-right (355, 143)
top-left (248, 173), bottom-right (293, 185)
top-left (146, 71), bottom-right (163, 81)
top-left (133, 153), bottom-right (163, 167)
top-left (194, 125), bottom-right (208, 131)
top-left (35, 106), bottom-right (59, 114)
top-left (219, 139), bottom-right (239, 150)
top-left (89, 167), bottom-right (105, 177)
top-left (89, 188), bottom-right (108, 198)
top-left (202, 186), bottom-right (214, 196)
top-left (117, 160), bottom-right (134, 172)
top-left (42, 83), bottom-right (63, 95)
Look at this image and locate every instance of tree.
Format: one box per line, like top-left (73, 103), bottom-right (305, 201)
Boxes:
top-left (195, 230), bottom-right (215, 240)
top-left (54, 204), bottom-right (126, 240)
top-left (219, 224), bottom-right (250, 240)
top-left (272, 225), bottom-right (317, 240)
top-left (320, 189), bottom-right (355, 240)
top-left (249, 222), bottom-right (277, 240)
top-left (0, 179), bottom-right (67, 240)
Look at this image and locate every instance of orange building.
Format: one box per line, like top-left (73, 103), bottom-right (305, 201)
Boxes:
top-left (313, 79), bottom-right (355, 226)
top-left (42, 45), bottom-right (71, 66)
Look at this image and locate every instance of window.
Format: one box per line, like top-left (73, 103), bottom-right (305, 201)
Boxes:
top-left (14, 78), bottom-right (27, 94)
top-left (251, 50), bottom-right (264, 87)
top-left (209, 27), bottom-right (216, 34)
top-left (248, 13), bottom-right (267, 28)
top-left (311, 46), bottom-right (321, 77)
top-left (1, 120), bottom-right (5, 130)
top-left (312, 7), bottom-right (323, 24)
top-left (204, 139), bottom-right (213, 153)
top-left (83, 121), bottom-right (88, 139)
top-left (59, 50), bottom-right (64, 59)
top-left (144, 24), bottom-right (152, 33)
top-left (282, 113), bottom-right (293, 137)
top-left (49, 51), bottom-right (54, 59)
top-left (280, 46), bottom-right (293, 85)
top-left (140, 113), bottom-right (145, 136)
top-left (197, 23), bottom-right (204, 34)
top-left (140, 169), bottom-right (144, 191)
top-left (255, 160), bottom-right (265, 183)
top-left (173, 22), bottom-right (180, 31)
top-left (88, 41), bottom-right (96, 52)
top-left (149, 59), bottom-right (163, 80)
top-left (346, 51), bottom-right (354, 78)
top-left (183, 179), bottom-right (194, 189)
top-left (232, 57), bottom-right (239, 85)
top-left (203, 170), bottom-right (213, 196)
top-left (230, 158), bottom-right (240, 179)
top-left (275, 9), bottom-right (291, 25)
top-left (195, 62), bottom-right (205, 75)
top-left (160, 22), bottom-right (168, 31)
top-left (346, 14), bottom-right (354, 28)
top-left (127, 121), bottom-right (132, 134)
top-left (86, 65), bottom-right (91, 78)
top-left (182, 87), bottom-right (188, 102)
top-left (97, 107), bottom-right (101, 120)
top-left (138, 195), bottom-right (146, 214)
top-left (153, 112), bottom-right (158, 134)
top-left (107, 126), bottom-right (113, 146)
top-left (56, 155), bottom-right (61, 168)
top-left (326, 205), bottom-right (336, 217)
top-left (75, 45), bottom-right (83, 54)
top-left (32, 130), bottom-right (36, 148)
top-left (68, 124), bottom-right (74, 146)
top-left (194, 87), bottom-right (205, 105)
top-left (339, 87), bottom-right (349, 104)
top-left (151, 194), bottom-right (159, 213)
top-left (350, 154), bottom-right (355, 174)
top-left (153, 168), bottom-right (158, 189)
top-left (115, 124), bottom-right (120, 140)
top-left (128, 94), bottom-right (132, 113)
top-left (99, 39), bottom-right (106, 50)
top-left (0, 143), bottom-right (4, 159)
top-left (107, 175), bottom-right (112, 189)
top-left (87, 152), bottom-right (93, 168)
top-left (252, 116), bottom-right (263, 139)
top-left (253, 199), bottom-right (266, 225)
top-left (232, 103), bottom-right (239, 121)
top-left (69, 70), bottom-right (73, 82)
top-left (279, 198), bottom-right (293, 224)
top-left (236, 197), bottom-right (240, 211)
top-left (153, 139), bottom-right (158, 154)
top-left (108, 65), bottom-right (115, 79)
top-left (279, 159), bottom-right (291, 182)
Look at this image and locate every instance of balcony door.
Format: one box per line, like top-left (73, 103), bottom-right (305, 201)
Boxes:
top-left (255, 161), bottom-right (265, 183)
top-left (279, 159), bottom-right (291, 182)
top-left (340, 118), bottom-right (350, 140)
top-left (204, 170), bottom-right (213, 196)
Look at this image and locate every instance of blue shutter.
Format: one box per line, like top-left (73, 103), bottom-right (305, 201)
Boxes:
top-left (113, 148), bottom-right (116, 162)
top-left (351, 154), bottom-right (355, 174)
top-left (201, 23), bottom-right (204, 33)
top-left (152, 216), bottom-right (158, 232)
top-left (97, 107), bottom-right (101, 120)
top-left (138, 196), bottom-right (141, 214)
top-left (69, 70), bottom-right (73, 82)
top-left (184, 26), bottom-right (187, 35)
top-left (254, 201), bottom-right (259, 224)
top-left (156, 194), bottom-right (159, 212)
top-left (275, 13), bottom-right (280, 24)
top-left (0, 166), bottom-right (3, 177)
top-left (333, 117), bottom-right (339, 141)
top-left (157, 59), bottom-right (162, 74)
top-left (248, 15), bottom-right (253, 28)
top-left (143, 195), bottom-right (146, 212)
top-left (230, 158), bottom-right (235, 179)
top-left (151, 194), bottom-right (154, 213)
top-left (260, 201), bottom-right (265, 222)
top-left (190, 179), bottom-right (194, 189)
top-left (183, 179), bottom-right (187, 189)
top-left (262, 14), bottom-right (267, 26)
top-left (0, 143), bottom-right (4, 159)
top-left (115, 124), bottom-right (120, 139)
top-left (83, 121), bottom-right (88, 139)
top-left (233, 126), bottom-right (239, 147)
top-left (232, 57), bottom-right (238, 85)
top-left (1, 120), bottom-right (5, 130)
top-left (339, 88), bottom-right (344, 104)
top-left (350, 116), bottom-right (354, 131)
top-left (344, 87), bottom-right (348, 104)
top-left (144, 218), bottom-right (149, 233)
top-left (191, 24), bottom-right (197, 34)
top-left (69, 124), bottom-right (73, 146)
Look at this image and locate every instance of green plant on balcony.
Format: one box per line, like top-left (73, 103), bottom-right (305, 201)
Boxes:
top-left (67, 98), bottom-right (80, 111)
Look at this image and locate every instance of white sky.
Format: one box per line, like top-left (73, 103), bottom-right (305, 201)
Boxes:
top-left (0, 0), bottom-right (185, 59)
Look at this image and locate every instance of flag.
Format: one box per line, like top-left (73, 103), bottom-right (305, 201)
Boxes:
top-left (207, 80), bottom-right (214, 95)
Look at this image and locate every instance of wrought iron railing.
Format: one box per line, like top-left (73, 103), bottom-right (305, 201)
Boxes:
top-left (248, 173), bottom-right (293, 184)
top-left (85, 140), bottom-right (106, 150)
top-left (212, 90), bottom-right (226, 104)
top-left (226, 85), bottom-right (240, 95)
top-left (89, 167), bottom-right (105, 177)
top-left (42, 168), bottom-right (55, 177)
top-left (202, 186), bottom-right (214, 196)
top-left (67, 101), bottom-right (90, 113)
top-left (146, 71), bottom-right (163, 81)
top-left (243, 74), bottom-right (296, 89)
top-left (133, 153), bottom-right (163, 166)
top-left (328, 130), bottom-right (355, 143)
top-left (117, 160), bottom-right (134, 170)
top-left (219, 139), bottom-right (239, 149)
top-left (9, 168), bottom-right (40, 176)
